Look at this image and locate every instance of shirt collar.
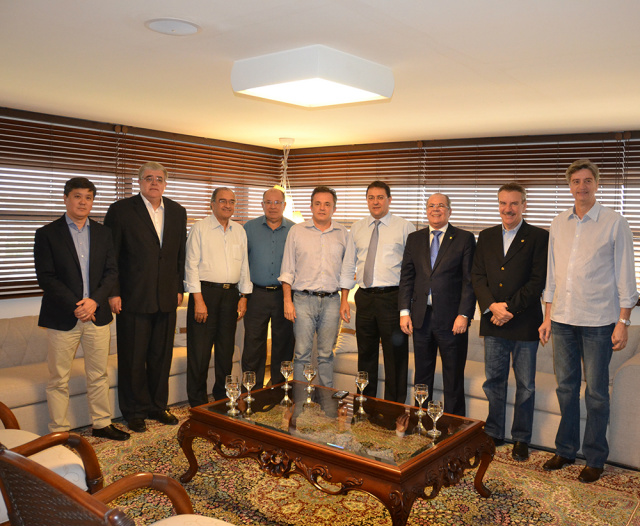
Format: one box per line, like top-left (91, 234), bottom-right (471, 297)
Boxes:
top-left (140, 193), bottom-right (164, 211)
top-left (65, 213), bottom-right (89, 232)
top-left (569, 201), bottom-right (601, 222)
top-left (211, 214), bottom-right (233, 231)
top-left (502, 219), bottom-right (523, 235)
top-left (261, 215), bottom-right (286, 230)
top-left (429, 223), bottom-right (449, 235)
top-left (368, 212), bottom-right (392, 227)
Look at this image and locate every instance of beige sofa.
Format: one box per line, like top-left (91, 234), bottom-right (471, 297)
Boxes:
top-left (0, 302), bottom-right (243, 436)
top-left (333, 300), bottom-right (640, 470)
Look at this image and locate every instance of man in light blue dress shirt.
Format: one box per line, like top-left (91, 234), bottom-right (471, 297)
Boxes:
top-left (279, 186), bottom-right (348, 387)
top-left (539, 159), bottom-right (638, 483)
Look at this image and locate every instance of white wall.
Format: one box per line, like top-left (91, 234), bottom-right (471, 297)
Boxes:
top-left (0, 297), bottom-right (42, 318)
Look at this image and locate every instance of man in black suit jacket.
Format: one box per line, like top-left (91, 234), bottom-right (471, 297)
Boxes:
top-left (399, 193), bottom-right (476, 416)
top-left (34, 177), bottom-right (129, 441)
top-left (104, 162), bottom-right (187, 433)
top-left (472, 183), bottom-right (548, 461)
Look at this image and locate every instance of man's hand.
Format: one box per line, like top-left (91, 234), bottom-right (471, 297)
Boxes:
top-left (612, 323), bottom-right (628, 351)
top-left (340, 298), bottom-right (351, 323)
top-left (489, 302), bottom-right (513, 326)
top-left (400, 315), bottom-right (413, 335)
top-left (237, 297), bottom-right (247, 320)
top-left (74, 298), bottom-right (98, 322)
top-left (538, 318), bottom-right (551, 345)
top-left (108, 296), bottom-right (122, 314)
top-left (452, 315), bottom-right (469, 335)
top-left (177, 293), bottom-right (184, 307)
top-left (284, 299), bottom-right (296, 322)
top-left (193, 293), bottom-right (208, 323)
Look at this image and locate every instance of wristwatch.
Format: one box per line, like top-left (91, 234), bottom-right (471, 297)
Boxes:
top-left (618, 318), bottom-right (631, 326)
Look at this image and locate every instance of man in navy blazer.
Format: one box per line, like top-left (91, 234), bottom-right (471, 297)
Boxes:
top-left (34, 177), bottom-right (129, 441)
top-left (399, 193), bottom-right (476, 416)
top-left (104, 162), bottom-right (187, 433)
top-left (472, 182), bottom-right (548, 461)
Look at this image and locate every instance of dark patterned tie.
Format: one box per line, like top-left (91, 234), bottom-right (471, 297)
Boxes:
top-left (430, 230), bottom-right (442, 267)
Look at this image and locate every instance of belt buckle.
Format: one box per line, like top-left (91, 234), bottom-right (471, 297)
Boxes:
top-left (223, 283), bottom-right (231, 289)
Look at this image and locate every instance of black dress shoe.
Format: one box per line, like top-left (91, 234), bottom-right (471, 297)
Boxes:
top-left (127, 418), bottom-right (147, 433)
top-left (578, 466), bottom-right (603, 483)
top-left (92, 424), bottom-right (131, 441)
top-left (149, 410), bottom-right (178, 425)
top-left (490, 436), bottom-right (505, 447)
top-left (543, 454), bottom-right (575, 471)
top-left (511, 441), bottom-right (529, 461)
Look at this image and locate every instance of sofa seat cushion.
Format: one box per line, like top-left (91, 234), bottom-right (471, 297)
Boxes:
top-left (0, 428), bottom-right (88, 523)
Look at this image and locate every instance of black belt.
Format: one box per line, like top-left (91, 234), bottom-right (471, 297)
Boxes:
top-left (201, 281), bottom-right (237, 290)
top-left (254, 284), bottom-right (282, 291)
top-left (360, 286), bottom-right (399, 294)
top-left (298, 290), bottom-right (339, 298)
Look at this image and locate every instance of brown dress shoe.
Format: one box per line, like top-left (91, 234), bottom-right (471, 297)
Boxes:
top-left (543, 454), bottom-right (575, 471)
top-left (578, 466), bottom-right (603, 483)
top-left (511, 441), bottom-right (529, 461)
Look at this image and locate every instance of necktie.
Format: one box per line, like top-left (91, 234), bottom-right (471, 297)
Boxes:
top-left (363, 220), bottom-right (380, 288)
top-left (430, 230), bottom-right (442, 267)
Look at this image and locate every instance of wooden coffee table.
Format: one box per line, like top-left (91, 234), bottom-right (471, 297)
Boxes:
top-left (178, 381), bottom-right (494, 526)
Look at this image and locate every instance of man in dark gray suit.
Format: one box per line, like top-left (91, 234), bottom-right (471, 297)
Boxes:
top-left (399, 193), bottom-right (476, 416)
top-left (34, 177), bottom-right (129, 440)
top-left (105, 162), bottom-right (187, 433)
top-left (472, 182), bottom-right (548, 461)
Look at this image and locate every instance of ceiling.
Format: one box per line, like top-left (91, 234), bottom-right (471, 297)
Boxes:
top-left (2, 0), bottom-right (640, 150)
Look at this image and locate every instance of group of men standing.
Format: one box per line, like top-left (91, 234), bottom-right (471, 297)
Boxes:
top-left (35, 158), bottom-right (637, 484)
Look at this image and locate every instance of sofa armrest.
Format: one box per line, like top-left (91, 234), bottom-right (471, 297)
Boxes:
top-left (608, 351), bottom-right (640, 468)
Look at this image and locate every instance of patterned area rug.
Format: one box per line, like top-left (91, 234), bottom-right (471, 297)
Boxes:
top-left (76, 404), bottom-right (640, 526)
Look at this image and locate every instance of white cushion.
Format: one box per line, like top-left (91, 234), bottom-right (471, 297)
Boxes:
top-left (0, 429), bottom-right (88, 523)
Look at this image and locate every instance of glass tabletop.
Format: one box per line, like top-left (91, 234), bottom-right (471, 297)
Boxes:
top-left (202, 381), bottom-right (475, 467)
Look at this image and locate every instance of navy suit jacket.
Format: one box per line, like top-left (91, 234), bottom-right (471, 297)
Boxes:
top-left (34, 215), bottom-right (118, 331)
top-left (471, 220), bottom-right (548, 341)
top-left (399, 224), bottom-right (476, 330)
top-left (104, 194), bottom-right (186, 314)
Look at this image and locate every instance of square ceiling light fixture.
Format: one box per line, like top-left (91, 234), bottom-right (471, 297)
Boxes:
top-left (231, 45), bottom-right (394, 108)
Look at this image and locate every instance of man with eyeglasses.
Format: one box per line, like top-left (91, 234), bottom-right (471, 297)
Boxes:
top-left (105, 162), bottom-right (187, 433)
top-left (184, 187), bottom-right (251, 404)
top-left (339, 181), bottom-right (415, 403)
top-left (241, 188), bottom-right (295, 389)
top-left (399, 193), bottom-right (476, 416)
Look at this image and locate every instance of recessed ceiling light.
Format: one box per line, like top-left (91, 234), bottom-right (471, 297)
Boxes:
top-left (145, 18), bottom-right (200, 36)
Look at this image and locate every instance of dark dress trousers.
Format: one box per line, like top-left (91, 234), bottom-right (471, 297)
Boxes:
top-left (104, 194), bottom-right (187, 421)
top-left (471, 221), bottom-right (549, 341)
top-left (35, 216), bottom-right (117, 330)
top-left (399, 224), bottom-right (476, 416)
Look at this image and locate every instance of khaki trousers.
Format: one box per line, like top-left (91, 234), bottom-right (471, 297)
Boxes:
top-left (46, 320), bottom-right (112, 431)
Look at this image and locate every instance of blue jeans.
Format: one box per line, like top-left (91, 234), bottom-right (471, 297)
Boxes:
top-left (551, 321), bottom-right (614, 469)
top-left (483, 336), bottom-right (537, 443)
top-left (292, 292), bottom-right (341, 388)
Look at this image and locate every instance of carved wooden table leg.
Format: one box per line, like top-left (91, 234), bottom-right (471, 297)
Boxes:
top-left (177, 420), bottom-right (199, 483)
top-left (474, 450), bottom-right (493, 498)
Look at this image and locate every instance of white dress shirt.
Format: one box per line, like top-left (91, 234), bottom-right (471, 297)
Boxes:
top-left (279, 220), bottom-right (348, 292)
top-left (543, 202), bottom-right (638, 326)
top-left (140, 193), bottom-right (164, 246)
top-left (340, 212), bottom-right (415, 290)
top-left (184, 214), bottom-right (252, 295)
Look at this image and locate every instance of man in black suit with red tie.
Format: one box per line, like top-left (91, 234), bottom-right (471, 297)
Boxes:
top-left (399, 193), bottom-right (476, 416)
top-left (472, 182), bottom-right (548, 461)
top-left (105, 162), bottom-right (187, 433)
top-left (34, 177), bottom-right (129, 441)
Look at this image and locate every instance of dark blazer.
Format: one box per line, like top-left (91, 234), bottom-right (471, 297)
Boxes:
top-left (399, 224), bottom-right (476, 330)
top-left (471, 220), bottom-right (548, 341)
top-left (34, 215), bottom-right (117, 331)
top-left (104, 194), bottom-right (187, 313)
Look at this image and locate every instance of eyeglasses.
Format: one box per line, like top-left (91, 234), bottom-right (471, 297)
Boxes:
top-left (141, 176), bottom-right (165, 184)
top-left (263, 200), bottom-right (284, 206)
top-left (217, 199), bottom-right (236, 206)
top-left (427, 203), bottom-right (449, 210)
